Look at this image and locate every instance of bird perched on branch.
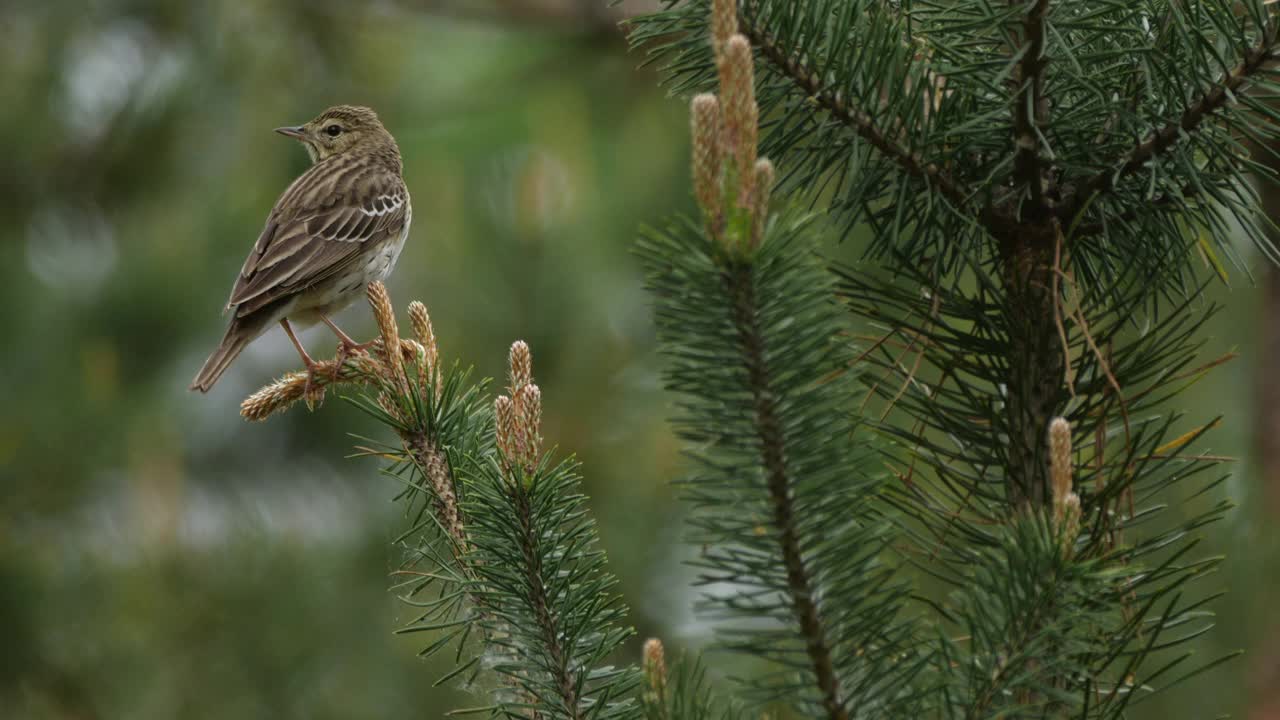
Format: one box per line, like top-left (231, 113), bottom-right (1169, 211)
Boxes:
top-left (191, 105), bottom-right (411, 393)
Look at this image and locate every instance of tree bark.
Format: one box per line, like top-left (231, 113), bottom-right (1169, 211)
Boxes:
top-left (1000, 220), bottom-right (1064, 510)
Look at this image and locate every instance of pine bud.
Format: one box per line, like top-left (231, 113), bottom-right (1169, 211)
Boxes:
top-left (642, 637), bottom-right (667, 701)
top-left (408, 302), bottom-right (439, 370)
top-left (1061, 492), bottom-right (1082, 552)
top-left (518, 383), bottom-right (542, 467)
top-left (1049, 417), bottom-right (1072, 521)
top-left (408, 300), bottom-right (442, 401)
top-left (691, 94), bottom-right (724, 223)
top-left (495, 395), bottom-right (517, 464)
top-left (509, 340), bottom-right (533, 395)
top-left (241, 371), bottom-right (309, 421)
top-left (750, 157), bottom-right (774, 249)
top-left (368, 281), bottom-right (402, 381)
top-left (720, 35), bottom-right (758, 208)
top-left (711, 0), bottom-right (737, 59)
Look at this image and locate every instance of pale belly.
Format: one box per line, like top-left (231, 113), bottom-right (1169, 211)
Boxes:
top-left (289, 208), bottom-right (412, 326)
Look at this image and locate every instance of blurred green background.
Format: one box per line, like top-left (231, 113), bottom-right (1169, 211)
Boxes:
top-left (1, 1), bottom-right (1277, 717)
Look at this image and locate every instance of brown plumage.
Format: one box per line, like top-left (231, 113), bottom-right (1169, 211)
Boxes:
top-left (191, 105), bottom-right (412, 392)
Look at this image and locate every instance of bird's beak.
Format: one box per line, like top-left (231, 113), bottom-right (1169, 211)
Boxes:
top-left (274, 125), bottom-right (306, 139)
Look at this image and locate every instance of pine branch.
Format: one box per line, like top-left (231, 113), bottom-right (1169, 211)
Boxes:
top-left (463, 450), bottom-right (636, 718)
top-left (737, 3), bottom-right (968, 210)
top-left (649, 14), bottom-right (922, 711)
top-left (244, 284), bottom-right (472, 554)
top-left (641, 213), bottom-right (923, 717)
top-left (726, 260), bottom-right (849, 720)
top-left (512, 480), bottom-right (582, 718)
top-left (1065, 24), bottom-right (1280, 219)
top-left (405, 432), bottom-right (468, 550)
top-left (1089, 5), bottom-right (1179, 149)
top-left (241, 284), bottom-right (637, 718)
top-left (467, 344), bottom-right (637, 719)
top-left (1012, 0), bottom-right (1053, 214)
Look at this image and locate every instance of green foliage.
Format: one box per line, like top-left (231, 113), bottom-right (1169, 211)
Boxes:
top-left (638, 213), bottom-right (925, 716)
top-left (461, 452), bottom-right (640, 718)
top-left (839, 246), bottom-right (1237, 715)
top-left (937, 513), bottom-right (1120, 719)
top-left (338, 314), bottom-right (638, 718)
top-left (378, 363), bottom-right (494, 684)
top-left (633, 0), bottom-right (1280, 293)
top-left (837, 264), bottom-right (1230, 525)
top-left (324, 0), bottom-right (1275, 715)
top-left (934, 507), bottom-right (1237, 719)
top-left (627, 0), bottom-right (1277, 717)
top-left (13, 0), bottom-right (1267, 715)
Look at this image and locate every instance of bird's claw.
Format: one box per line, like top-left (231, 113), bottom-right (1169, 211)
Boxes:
top-left (301, 360), bottom-right (326, 410)
top-left (332, 339), bottom-right (374, 381)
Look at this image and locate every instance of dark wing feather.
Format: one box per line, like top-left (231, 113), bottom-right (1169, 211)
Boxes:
top-left (227, 160), bottom-right (408, 318)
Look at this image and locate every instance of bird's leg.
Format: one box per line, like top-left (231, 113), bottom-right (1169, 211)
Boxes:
top-left (320, 314), bottom-right (376, 380)
top-left (280, 318), bottom-right (322, 395)
top-left (320, 314), bottom-right (376, 350)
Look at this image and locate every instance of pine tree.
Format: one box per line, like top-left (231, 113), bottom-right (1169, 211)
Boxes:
top-left (626, 0), bottom-right (1274, 716)
top-left (239, 0), bottom-right (1280, 716)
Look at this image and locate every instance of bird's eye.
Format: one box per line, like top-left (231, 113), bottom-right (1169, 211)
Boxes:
top-left (325, 124), bottom-right (342, 137)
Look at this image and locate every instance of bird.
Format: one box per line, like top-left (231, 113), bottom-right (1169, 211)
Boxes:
top-left (190, 105), bottom-right (411, 393)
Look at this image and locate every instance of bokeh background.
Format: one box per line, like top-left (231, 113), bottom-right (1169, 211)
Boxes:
top-left (2, 1), bottom-right (1278, 717)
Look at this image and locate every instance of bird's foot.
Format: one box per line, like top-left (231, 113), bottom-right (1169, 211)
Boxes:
top-left (332, 338), bottom-right (376, 381)
top-left (301, 359), bottom-right (327, 409)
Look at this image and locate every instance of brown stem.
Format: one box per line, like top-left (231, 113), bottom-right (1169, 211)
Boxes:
top-left (998, 220), bottom-right (1065, 509)
top-left (404, 432), bottom-right (467, 552)
top-left (1012, 0), bottom-right (1052, 214)
top-left (737, 6), bottom-right (968, 211)
top-left (726, 261), bottom-right (850, 720)
top-left (402, 395), bottom-right (551, 715)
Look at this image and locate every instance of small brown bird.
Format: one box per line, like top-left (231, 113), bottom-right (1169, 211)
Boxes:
top-left (191, 105), bottom-right (411, 392)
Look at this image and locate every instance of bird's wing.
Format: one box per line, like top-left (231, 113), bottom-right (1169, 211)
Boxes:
top-left (227, 163), bottom-right (408, 318)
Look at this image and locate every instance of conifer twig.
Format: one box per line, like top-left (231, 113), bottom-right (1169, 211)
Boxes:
top-left (242, 283), bottom-right (627, 716)
top-left (239, 339), bottom-right (417, 420)
top-left (689, 6), bottom-right (852, 715)
top-left (241, 283), bottom-right (469, 553)
top-left (728, 262), bottom-right (850, 720)
top-left (736, 3), bottom-right (967, 210)
top-left (513, 479), bottom-right (581, 718)
top-left (1066, 27), bottom-right (1279, 217)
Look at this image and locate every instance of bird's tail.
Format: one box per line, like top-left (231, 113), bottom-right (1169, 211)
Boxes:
top-left (190, 314), bottom-right (270, 393)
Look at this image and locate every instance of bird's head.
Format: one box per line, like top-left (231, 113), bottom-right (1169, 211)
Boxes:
top-left (274, 105), bottom-right (395, 163)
